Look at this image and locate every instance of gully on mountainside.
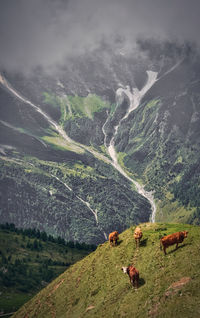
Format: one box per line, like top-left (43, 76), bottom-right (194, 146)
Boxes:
top-left (0, 61), bottom-right (183, 227)
top-left (0, 71), bottom-right (157, 225)
top-left (103, 71), bottom-right (158, 223)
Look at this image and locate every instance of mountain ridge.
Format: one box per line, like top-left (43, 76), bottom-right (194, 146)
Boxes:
top-left (12, 222), bottom-right (200, 318)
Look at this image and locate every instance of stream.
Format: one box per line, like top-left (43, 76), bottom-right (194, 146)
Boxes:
top-left (0, 71), bottom-right (157, 232)
top-left (0, 71), bottom-right (157, 230)
top-left (0, 58), bottom-right (184, 237)
top-left (51, 174), bottom-right (108, 240)
top-left (103, 71), bottom-right (158, 222)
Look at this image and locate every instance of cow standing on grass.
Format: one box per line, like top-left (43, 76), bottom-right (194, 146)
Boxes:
top-left (134, 227), bottom-right (143, 247)
top-left (121, 265), bottom-right (139, 288)
top-left (109, 231), bottom-right (119, 247)
top-left (160, 231), bottom-right (188, 255)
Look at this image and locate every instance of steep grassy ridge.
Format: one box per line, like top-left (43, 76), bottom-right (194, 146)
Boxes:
top-left (13, 223), bottom-right (200, 318)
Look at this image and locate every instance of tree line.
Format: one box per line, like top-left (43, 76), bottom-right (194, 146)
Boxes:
top-left (0, 223), bottom-right (97, 251)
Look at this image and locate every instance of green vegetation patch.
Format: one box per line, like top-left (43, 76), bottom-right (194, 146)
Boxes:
top-left (138, 99), bottom-right (160, 125)
top-left (13, 223), bottom-right (200, 318)
top-left (68, 94), bottom-right (111, 119)
top-left (41, 135), bottom-right (85, 153)
top-left (156, 194), bottom-right (197, 224)
top-left (43, 92), bottom-right (111, 121)
top-left (0, 224), bottom-right (95, 315)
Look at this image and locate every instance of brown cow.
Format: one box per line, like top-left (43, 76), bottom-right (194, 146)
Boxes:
top-left (160, 231), bottom-right (188, 255)
top-left (109, 231), bottom-right (119, 247)
top-left (134, 227), bottom-right (143, 247)
top-left (121, 265), bottom-right (139, 288)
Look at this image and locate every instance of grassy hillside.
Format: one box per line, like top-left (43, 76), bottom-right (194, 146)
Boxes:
top-left (13, 223), bottom-right (200, 318)
top-left (0, 225), bottom-right (95, 315)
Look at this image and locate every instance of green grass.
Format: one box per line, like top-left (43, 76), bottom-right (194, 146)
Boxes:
top-left (140, 99), bottom-right (160, 125)
top-left (41, 135), bottom-right (85, 153)
top-left (68, 94), bottom-right (111, 119)
top-left (13, 223), bottom-right (200, 318)
top-left (156, 195), bottom-right (196, 224)
top-left (43, 92), bottom-right (60, 108)
top-left (43, 92), bottom-right (111, 121)
top-left (0, 292), bottom-right (32, 314)
top-left (0, 229), bottom-right (93, 315)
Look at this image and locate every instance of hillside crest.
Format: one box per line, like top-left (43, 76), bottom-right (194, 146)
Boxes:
top-left (13, 223), bottom-right (200, 318)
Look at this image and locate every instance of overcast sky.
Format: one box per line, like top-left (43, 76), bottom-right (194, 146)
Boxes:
top-left (0, 0), bottom-right (199, 72)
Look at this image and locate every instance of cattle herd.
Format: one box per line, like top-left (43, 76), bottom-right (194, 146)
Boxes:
top-left (108, 227), bottom-right (188, 289)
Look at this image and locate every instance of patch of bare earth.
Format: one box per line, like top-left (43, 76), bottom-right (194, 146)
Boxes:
top-left (148, 277), bottom-right (191, 317)
top-left (165, 277), bottom-right (191, 297)
top-left (85, 305), bottom-right (95, 312)
top-left (43, 279), bottom-right (65, 318)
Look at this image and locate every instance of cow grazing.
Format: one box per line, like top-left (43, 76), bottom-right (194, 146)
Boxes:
top-left (134, 227), bottom-right (143, 247)
top-left (121, 265), bottom-right (139, 288)
top-left (160, 231), bottom-right (188, 255)
top-left (109, 231), bottom-right (119, 247)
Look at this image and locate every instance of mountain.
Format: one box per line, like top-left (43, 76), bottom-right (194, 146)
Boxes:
top-left (0, 40), bottom-right (200, 244)
top-left (12, 223), bottom-right (200, 318)
top-left (0, 151), bottom-right (150, 244)
top-left (0, 223), bottom-right (95, 315)
top-left (115, 45), bottom-right (200, 224)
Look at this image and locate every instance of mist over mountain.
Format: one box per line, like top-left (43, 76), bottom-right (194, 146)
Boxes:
top-left (1, 2), bottom-right (200, 317)
top-left (1, 0), bottom-right (200, 73)
top-left (0, 1), bottom-right (200, 245)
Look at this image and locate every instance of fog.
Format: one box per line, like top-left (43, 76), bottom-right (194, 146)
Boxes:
top-left (0, 0), bottom-right (200, 73)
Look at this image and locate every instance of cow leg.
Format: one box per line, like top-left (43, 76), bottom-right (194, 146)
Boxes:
top-left (129, 276), bottom-right (133, 287)
top-left (135, 273), bottom-right (139, 289)
top-left (130, 278), bottom-right (134, 287)
top-left (176, 243), bottom-right (178, 249)
top-left (163, 246), bottom-right (166, 255)
top-left (133, 278), bottom-right (139, 289)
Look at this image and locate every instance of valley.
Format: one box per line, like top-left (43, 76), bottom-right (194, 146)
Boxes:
top-left (1, 1), bottom-right (200, 317)
top-left (0, 41), bottom-right (200, 245)
top-left (0, 67), bottom-right (156, 244)
top-left (0, 71), bottom-right (157, 224)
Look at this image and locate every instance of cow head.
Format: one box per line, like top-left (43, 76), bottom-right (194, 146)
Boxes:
top-left (183, 231), bottom-right (188, 238)
top-left (121, 267), bottom-right (128, 274)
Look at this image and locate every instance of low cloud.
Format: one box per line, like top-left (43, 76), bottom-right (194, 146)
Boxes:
top-left (0, 0), bottom-right (200, 73)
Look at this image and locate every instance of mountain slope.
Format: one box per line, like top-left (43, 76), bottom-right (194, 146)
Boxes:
top-left (114, 53), bottom-right (200, 224)
top-left (1, 41), bottom-right (200, 241)
top-left (0, 151), bottom-right (151, 244)
top-left (0, 65), bottom-right (153, 244)
top-left (0, 224), bottom-right (94, 315)
top-left (13, 223), bottom-right (200, 318)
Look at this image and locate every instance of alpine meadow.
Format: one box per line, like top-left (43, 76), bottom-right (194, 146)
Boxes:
top-left (0, 0), bottom-right (200, 316)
